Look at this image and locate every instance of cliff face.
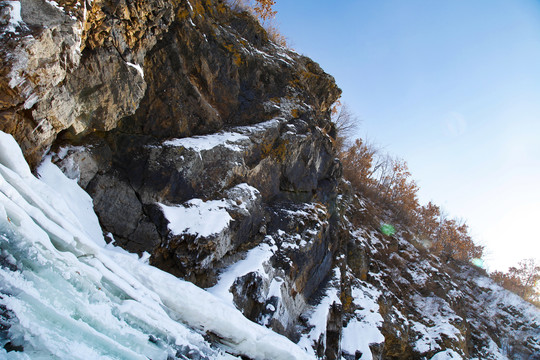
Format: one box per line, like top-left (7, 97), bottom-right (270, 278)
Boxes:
top-left (1, 0), bottom-right (342, 338)
top-left (0, 1), bottom-right (538, 359)
top-left (0, 0), bottom-right (338, 164)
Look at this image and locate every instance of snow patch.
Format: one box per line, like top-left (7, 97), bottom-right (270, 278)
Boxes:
top-left (228, 118), bottom-right (282, 135)
top-left (0, 132), bottom-right (32, 178)
top-left (164, 132), bottom-right (249, 152)
top-left (186, 0), bottom-right (194, 12)
top-left (23, 92), bottom-right (39, 109)
top-left (341, 285), bottom-right (384, 360)
top-left (126, 62), bottom-right (144, 79)
top-left (37, 156), bottom-right (104, 246)
top-left (410, 295), bottom-right (464, 354)
top-left (297, 268), bottom-right (342, 357)
top-left (208, 241), bottom-right (276, 306)
top-left (2, 1), bottom-right (25, 33)
top-left (341, 319), bottom-right (385, 360)
top-left (45, 0), bottom-right (64, 12)
top-left (159, 199), bottom-right (232, 238)
top-left (430, 349), bottom-right (463, 360)
top-left (160, 119), bottom-right (282, 160)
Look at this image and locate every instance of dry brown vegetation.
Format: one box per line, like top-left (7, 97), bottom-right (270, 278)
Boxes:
top-left (333, 102), bottom-right (484, 264)
top-left (491, 258), bottom-right (540, 307)
top-left (226, 0), bottom-right (287, 46)
top-left (227, 0), bottom-right (275, 20)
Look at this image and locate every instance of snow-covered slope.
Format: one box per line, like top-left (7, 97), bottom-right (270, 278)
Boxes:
top-left (325, 194), bottom-right (540, 360)
top-left (0, 131), bottom-right (311, 359)
top-left (2, 129), bottom-right (538, 359)
top-left (1, 0), bottom-right (538, 358)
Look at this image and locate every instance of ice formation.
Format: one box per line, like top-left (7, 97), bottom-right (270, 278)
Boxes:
top-left (0, 131), bottom-right (310, 359)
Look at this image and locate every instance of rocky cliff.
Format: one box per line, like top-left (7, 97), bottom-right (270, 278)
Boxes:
top-left (0, 0), bottom-right (538, 359)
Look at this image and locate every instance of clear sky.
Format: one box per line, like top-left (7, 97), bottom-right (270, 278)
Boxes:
top-left (274, 0), bottom-right (540, 271)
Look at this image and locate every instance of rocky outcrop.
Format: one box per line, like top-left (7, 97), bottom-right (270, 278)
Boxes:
top-left (0, 0), bottom-right (338, 168)
top-left (1, 0), bottom-right (342, 341)
top-left (328, 192), bottom-right (540, 360)
top-left (0, 0), bottom-right (176, 167)
top-left (1, 0), bottom-right (538, 359)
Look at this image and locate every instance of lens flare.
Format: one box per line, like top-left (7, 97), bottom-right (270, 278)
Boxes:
top-left (380, 223), bottom-right (396, 236)
top-left (471, 258), bottom-right (484, 268)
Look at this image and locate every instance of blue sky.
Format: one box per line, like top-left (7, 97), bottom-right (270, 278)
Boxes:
top-left (274, 0), bottom-right (540, 271)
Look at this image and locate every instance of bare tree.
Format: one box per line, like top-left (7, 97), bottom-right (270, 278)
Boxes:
top-left (331, 102), bottom-right (360, 151)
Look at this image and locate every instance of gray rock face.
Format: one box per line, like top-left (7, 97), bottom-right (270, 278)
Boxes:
top-left (51, 139), bottom-right (112, 188)
top-left (0, 0), bottom-right (83, 166)
top-left (32, 49), bottom-right (147, 136)
top-left (1, 1), bottom-right (341, 323)
top-left (0, 0), bottom-right (340, 317)
top-left (74, 116), bottom-right (340, 295)
top-left (152, 183), bottom-right (267, 287)
top-left (3, 0), bottom-right (537, 359)
top-left (0, 0), bottom-right (175, 167)
top-left (86, 170), bottom-right (162, 252)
